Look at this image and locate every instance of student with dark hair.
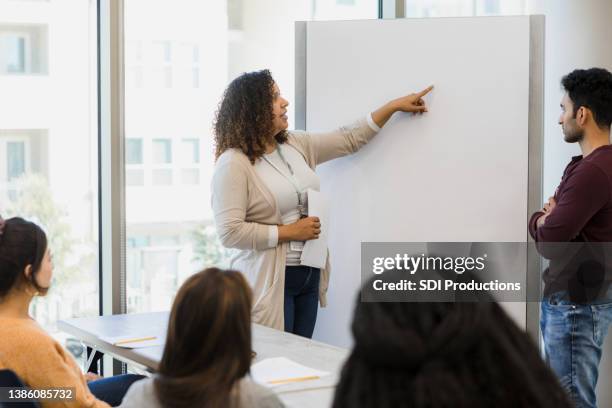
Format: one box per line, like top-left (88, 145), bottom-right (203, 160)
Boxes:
top-left (0, 216), bottom-right (143, 407)
top-left (119, 267), bottom-right (283, 408)
top-left (332, 270), bottom-right (573, 408)
top-left (529, 68), bottom-right (612, 408)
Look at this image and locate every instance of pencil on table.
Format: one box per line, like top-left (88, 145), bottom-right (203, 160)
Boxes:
top-left (267, 375), bottom-right (320, 385)
top-left (113, 336), bottom-right (157, 346)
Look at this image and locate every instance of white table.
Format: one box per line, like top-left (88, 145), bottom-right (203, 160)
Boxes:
top-left (58, 312), bottom-right (348, 408)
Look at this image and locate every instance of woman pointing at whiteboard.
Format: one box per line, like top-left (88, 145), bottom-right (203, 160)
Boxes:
top-left (212, 69), bottom-right (432, 338)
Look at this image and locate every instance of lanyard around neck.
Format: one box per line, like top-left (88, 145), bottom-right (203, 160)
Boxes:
top-left (262, 144), bottom-right (304, 208)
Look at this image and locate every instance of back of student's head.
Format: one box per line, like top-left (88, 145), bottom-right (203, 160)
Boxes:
top-left (156, 267), bottom-right (252, 408)
top-left (0, 216), bottom-right (49, 299)
top-left (562, 67), bottom-right (612, 130)
top-left (332, 271), bottom-right (572, 408)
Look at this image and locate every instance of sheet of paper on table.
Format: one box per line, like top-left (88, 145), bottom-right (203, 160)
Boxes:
top-left (251, 357), bottom-right (330, 388)
top-left (300, 189), bottom-right (329, 269)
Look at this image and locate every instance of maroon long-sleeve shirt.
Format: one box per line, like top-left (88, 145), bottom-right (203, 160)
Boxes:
top-left (529, 144), bottom-right (612, 300)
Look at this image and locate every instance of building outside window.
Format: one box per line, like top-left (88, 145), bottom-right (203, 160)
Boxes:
top-left (0, 1), bottom-right (99, 366)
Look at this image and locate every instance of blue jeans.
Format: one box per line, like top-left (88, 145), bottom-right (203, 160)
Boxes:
top-left (88, 374), bottom-right (145, 407)
top-left (284, 266), bottom-right (320, 338)
top-left (541, 292), bottom-right (612, 408)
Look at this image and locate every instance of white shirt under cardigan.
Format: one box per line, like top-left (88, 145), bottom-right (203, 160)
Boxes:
top-left (254, 113), bottom-right (381, 266)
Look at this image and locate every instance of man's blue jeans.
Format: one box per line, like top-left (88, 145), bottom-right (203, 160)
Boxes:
top-left (284, 266), bottom-right (320, 338)
top-left (541, 292), bottom-right (612, 408)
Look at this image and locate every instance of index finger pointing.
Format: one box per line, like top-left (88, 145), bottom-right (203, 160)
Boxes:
top-left (417, 85), bottom-right (434, 97)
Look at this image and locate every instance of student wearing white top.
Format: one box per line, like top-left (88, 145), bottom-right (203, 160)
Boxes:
top-left (212, 69), bottom-right (433, 337)
top-left (119, 268), bottom-right (284, 408)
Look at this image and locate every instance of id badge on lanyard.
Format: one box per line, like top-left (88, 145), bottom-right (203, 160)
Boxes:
top-left (263, 146), bottom-right (307, 252)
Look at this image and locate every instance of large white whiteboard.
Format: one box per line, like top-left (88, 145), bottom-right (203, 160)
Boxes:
top-left (296, 16), bottom-right (544, 347)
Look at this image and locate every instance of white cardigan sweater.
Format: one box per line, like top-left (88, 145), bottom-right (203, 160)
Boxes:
top-left (211, 118), bottom-right (378, 330)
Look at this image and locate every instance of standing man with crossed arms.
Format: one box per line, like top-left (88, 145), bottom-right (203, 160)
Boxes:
top-left (529, 68), bottom-right (612, 408)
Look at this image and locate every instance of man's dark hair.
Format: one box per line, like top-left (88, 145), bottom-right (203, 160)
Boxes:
top-left (561, 68), bottom-right (612, 130)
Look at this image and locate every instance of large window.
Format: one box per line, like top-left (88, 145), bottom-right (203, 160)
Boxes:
top-left (124, 0), bottom-right (378, 314)
top-left (0, 0), bottom-right (99, 364)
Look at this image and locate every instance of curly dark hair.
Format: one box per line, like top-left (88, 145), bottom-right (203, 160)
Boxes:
top-left (562, 67), bottom-right (612, 130)
top-left (332, 270), bottom-right (573, 408)
top-left (213, 70), bottom-right (288, 164)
